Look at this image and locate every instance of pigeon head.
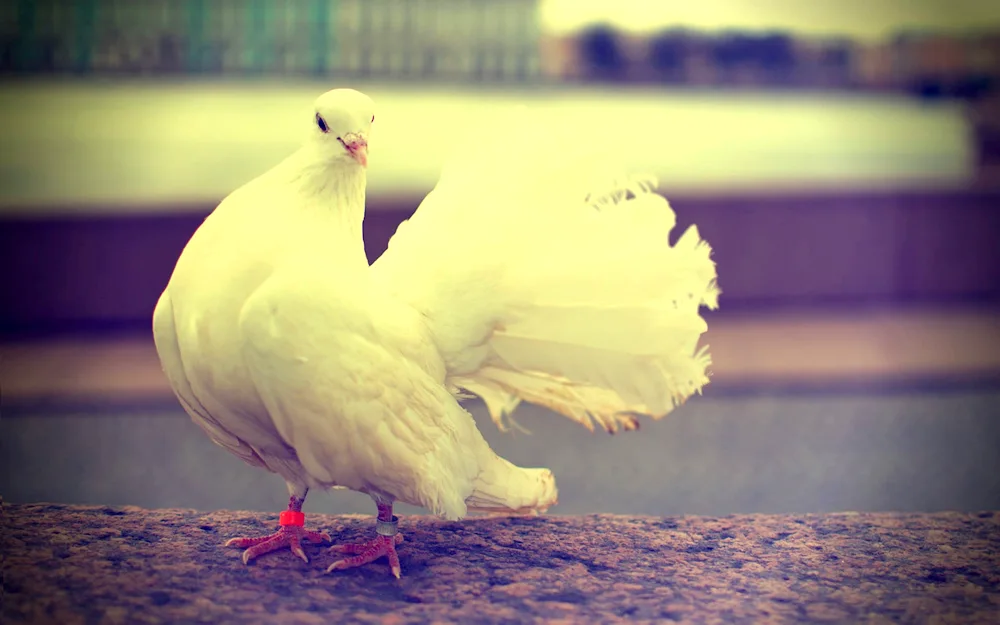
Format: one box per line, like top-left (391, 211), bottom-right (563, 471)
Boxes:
top-left (311, 89), bottom-right (375, 168)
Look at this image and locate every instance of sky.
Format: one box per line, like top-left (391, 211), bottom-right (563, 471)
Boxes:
top-left (538, 0), bottom-right (1000, 40)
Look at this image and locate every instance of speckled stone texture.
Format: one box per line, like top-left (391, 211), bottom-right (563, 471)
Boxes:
top-left (3, 503), bottom-right (998, 624)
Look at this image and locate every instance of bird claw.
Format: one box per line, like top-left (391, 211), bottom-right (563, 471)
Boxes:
top-left (225, 526), bottom-right (331, 564)
top-left (326, 533), bottom-right (404, 578)
top-left (290, 543), bottom-right (309, 564)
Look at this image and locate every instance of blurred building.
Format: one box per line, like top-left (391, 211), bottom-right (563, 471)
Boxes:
top-left (893, 31), bottom-right (1000, 99)
top-left (535, 2), bottom-right (1000, 101)
top-left (853, 40), bottom-right (897, 91)
top-left (543, 23), bottom-right (999, 99)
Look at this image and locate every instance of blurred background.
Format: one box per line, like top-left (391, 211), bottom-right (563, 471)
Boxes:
top-left (1, 0), bottom-right (999, 519)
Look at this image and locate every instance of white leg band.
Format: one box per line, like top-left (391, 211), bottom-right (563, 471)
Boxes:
top-left (375, 515), bottom-right (399, 537)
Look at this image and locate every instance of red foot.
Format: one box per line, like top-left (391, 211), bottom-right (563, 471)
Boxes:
top-left (226, 525), bottom-right (331, 564)
top-left (326, 533), bottom-right (405, 578)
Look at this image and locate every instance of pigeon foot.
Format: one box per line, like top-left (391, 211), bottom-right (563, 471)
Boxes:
top-left (326, 533), bottom-right (405, 578)
top-left (226, 524), bottom-right (331, 565)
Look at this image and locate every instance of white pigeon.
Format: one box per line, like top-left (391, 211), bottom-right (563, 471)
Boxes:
top-left (152, 88), bottom-right (720, 578)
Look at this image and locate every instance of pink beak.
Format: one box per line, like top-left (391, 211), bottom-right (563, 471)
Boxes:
top-left (340, 133), bottom-right (368, 167)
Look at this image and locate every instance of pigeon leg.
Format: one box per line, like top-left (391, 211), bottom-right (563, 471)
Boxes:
top-left (226, 491), bottom-right (331, 564)
top-left (326, 500), bottom-right (404, 578)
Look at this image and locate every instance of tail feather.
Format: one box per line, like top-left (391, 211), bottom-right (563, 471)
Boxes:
top-left (454, 341), bottom-right (712, 434)
top-left (372, 109), bottom-right (720, 434)
top-left (465, 455), bottom-right (558, 515)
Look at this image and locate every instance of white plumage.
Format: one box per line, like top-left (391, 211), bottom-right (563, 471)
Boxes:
top-left (152, 88), bottom-right (719, 577)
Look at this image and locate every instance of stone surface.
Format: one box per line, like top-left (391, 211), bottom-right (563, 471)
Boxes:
top-left (3, 503), bottom-right (999, 624)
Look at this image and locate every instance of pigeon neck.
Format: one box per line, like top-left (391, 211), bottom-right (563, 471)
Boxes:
top-left (285, 149), bottom-right (367, 240)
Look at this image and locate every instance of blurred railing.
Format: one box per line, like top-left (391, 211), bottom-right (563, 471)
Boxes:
top-left (0, 0), bottom-right (542, 81)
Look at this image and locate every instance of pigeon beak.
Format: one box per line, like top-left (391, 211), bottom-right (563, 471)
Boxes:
top-left (340, 133), bottom-right (368, 167)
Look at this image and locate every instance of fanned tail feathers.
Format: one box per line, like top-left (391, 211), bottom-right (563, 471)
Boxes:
top-left (373, 111), bottom-right (720, 435)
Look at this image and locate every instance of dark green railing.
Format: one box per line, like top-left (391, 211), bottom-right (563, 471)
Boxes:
top-left (0, 0), bottom-right (540, 79)
top-left (4, 0), bottom-right (334, 74)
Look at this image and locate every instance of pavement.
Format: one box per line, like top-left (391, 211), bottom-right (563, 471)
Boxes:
top-left (4, 503), bottom-right (999, 624)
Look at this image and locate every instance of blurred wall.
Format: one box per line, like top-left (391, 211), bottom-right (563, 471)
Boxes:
top-left (2, 188), bottom-right (999, 335)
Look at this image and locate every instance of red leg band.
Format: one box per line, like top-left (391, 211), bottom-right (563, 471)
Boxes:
top-left (279, 510), bottom-right (305, 527)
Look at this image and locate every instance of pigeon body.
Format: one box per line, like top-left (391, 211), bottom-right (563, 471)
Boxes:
top-left (153, 88), bottom-right (719, 576)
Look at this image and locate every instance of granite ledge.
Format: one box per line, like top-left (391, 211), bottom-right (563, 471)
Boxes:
top-left (2, 503), bottom-right (999, 624)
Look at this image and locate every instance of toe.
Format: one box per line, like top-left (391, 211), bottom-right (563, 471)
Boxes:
top-left (324, 535), bottom-right (402, 577)
top-left (241, 541), bottom-right (270, 564)
top-left (290, 541), bottom-right (309, 564)
top-left (239, 534), bottom-right (288, 565)
top-left (304, 530), bottom-right (331, 544)
top-left (387, 549), bottom-right (401, 579)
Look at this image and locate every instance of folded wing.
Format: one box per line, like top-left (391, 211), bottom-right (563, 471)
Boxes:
top-left (237, 270), bottom-right (485, 519)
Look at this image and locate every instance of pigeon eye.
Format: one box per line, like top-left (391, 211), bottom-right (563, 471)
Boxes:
top-left (316, 113), bottom-right (329, 133)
